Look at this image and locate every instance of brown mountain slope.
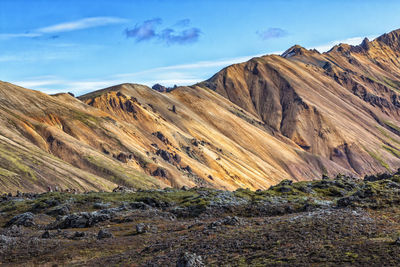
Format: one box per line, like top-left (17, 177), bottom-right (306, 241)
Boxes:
top-left (0, 79), bottom-right (352, 193)
top-left (199, 28), bottom-right (400, 177)
top-left (78, 83), bottom-right (338, 190)
top-left (1, 29), bottom-right (400, 193)
top-left (0, 82), bottom-right (164, 192)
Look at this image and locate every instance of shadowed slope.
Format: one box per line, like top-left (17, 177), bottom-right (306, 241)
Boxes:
top-left (199, 28), bottom-right (400, 177)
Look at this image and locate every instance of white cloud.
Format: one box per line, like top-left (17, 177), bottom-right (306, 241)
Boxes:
top-left (311, 36), bottom-right (377, 53)
top-left (0, 51), bottom-right (77, 62)
top-left (12, 80), bottom-right (64, 88)
top-left (114, 52), bottom-right (282, 79)
top-left (0, 17), bottom-right (128, 40)
top-left (0, 33), bottom-right (41, 40)
top-left (37, 17), bottom-right (128, 33)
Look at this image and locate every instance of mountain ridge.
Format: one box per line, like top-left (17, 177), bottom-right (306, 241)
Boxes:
top-left (1, 29), bottom-right (400, 193)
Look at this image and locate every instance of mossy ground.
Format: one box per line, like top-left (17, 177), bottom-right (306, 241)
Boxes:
top-left (2, 173), bottom-right (400, 266)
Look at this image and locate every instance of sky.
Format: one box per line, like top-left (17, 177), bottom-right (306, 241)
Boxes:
top-left (1, 0), bottom-right (400, 95)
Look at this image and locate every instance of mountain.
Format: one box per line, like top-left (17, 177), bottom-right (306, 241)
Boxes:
top-left (1, 29), bottom-right (400, 193)
top-left (200, 29), bottom-right (400, 176)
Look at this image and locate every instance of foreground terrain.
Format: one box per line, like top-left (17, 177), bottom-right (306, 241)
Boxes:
top-left (2, 172), bottom-right (400, 266)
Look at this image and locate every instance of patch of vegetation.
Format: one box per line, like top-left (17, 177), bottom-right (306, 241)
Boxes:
top-left (381, 76), bottom-right (400, 92)
top-left (382, 145), bottom-right (400, 158)
top-left (376, 126), bottom-right (400, 146)
top-left (383, 120), bottom-right (400, 134)
top-left (84, 155), bottom-right (158, 189)
top-left (70, 110), bottom-right (101, 126)
top-left (365, 149), bottom-right (391, 171)
top-left (0, 144), bottom-right (38, 182)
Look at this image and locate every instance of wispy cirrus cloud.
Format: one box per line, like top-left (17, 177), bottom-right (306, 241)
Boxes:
top-left (0, 17), bottom-right (128, 40)
top-left (37, 17), bottom-right (128, 33)
top-left (257, 27), bottom-right (288, 40)
top-left (311, 36), bottom-right (377, 52)
top-left (125, 18), bottom-right (201, 45)
top-left (114, 53), bottom-right (272, 79)
top-left (0, 33), bottom-right (41, 39)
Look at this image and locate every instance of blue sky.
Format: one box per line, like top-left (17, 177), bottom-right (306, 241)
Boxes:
top-left (1, 0), bottom-right (400, 95)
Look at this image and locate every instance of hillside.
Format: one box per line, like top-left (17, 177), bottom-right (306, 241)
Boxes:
top-left (1, 29), bottom-right (400, 192)
top-left (200, 28), bottom-right (400, 178)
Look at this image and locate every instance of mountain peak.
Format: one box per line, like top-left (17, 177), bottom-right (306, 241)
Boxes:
top-left (281, 45), bottom-right (308, 58)
top-left (360, 37), bottom-right (371, 50)
top-left (375, 28), bottom-right (400, 49)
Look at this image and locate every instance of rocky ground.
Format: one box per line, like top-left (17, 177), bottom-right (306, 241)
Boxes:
top-left (2, 172), bottom-right (400, 266)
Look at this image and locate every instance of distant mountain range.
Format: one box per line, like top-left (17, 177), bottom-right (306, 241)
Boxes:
top-left (1, 29), bottom-right (400, 193)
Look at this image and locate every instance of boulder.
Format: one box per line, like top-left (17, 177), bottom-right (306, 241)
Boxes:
top-left (128, 202), bottom-right (151, 210)
top-left (97, 229), bottom-right (113, 239)
top-left (277, 186), bottom-right (292, 193)
top-left (136, 223), bottom-right (150, 234)
top-left (74, 231), bottom-right (86, 238)
top-left (93, 202), bottom-right (111, 209)
top-left (208, 216), bottom-right (242, 229)
top-left (6, 212), bottom-right (35, 227)
top-left (50, 209), bottom-right (118, 229)
top-left (176, 252), bottom-right (205, 267)
top-left (278, 179), bottom-right (293, 186)
top-left (46, 205), bottom-right (70, 216)
top-left (0, 235), bottom-right (15, 249)
top-left (41, 230), bottom-right (51, 239)
top-left (221, 216), bottom-right (242, 226)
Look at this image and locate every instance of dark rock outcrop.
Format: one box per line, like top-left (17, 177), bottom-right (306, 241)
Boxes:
top-left (6, 212), bottom-right (35, 227)
top-left (97, 229), bottom-right (113, 239)
top-left (176, 252), bottom-right (205, 267)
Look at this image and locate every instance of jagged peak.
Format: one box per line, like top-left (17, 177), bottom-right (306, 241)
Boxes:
top-left (375, 28), bottom-right (400, 49)
top-left (326, 43), bottom-right (353, 54)
top-left (281, 45), bottom-right (309, 58)
top-left (360, 37), bottom-right (371, 50)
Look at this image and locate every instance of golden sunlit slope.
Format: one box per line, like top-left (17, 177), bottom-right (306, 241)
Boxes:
top-left (0, 81), bottom-right (165, 193)
top-left (199, 29), bottom-right (400, 177)
top-left (2, 29), bottom-right (400, 193)
top-left (79, 83), bottom-right (334, 191)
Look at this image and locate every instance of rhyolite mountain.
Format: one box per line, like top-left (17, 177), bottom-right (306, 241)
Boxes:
top-left (2, 29), bottom-right (400, 193)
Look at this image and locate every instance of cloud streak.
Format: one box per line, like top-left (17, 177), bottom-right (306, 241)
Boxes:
top-left (257, 27), bottom-right (288, 40)
top-left (311, 36), bottom-right (377, 52)
top-left (0, 17), bottom-right (128, 40)
top-left (125, 18), bottom-right (201, 45)
top-left (38, 17), bottom-right (128, 33)
top-left (0, 32), bottom-right (41, 40)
